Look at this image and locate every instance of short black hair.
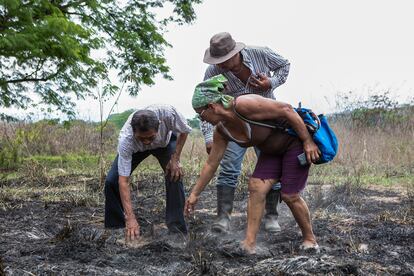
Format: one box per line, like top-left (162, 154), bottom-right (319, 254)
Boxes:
top-left (130, 110), bottom-right (159, 133)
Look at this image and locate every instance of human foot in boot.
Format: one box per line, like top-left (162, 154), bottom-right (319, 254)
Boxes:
top-left (211, 216), bottom-right (230, 233)
top-left (264, 188), bottom-right (281, 233)
top-left (211, 186), bottom-right (235, 233)
top-left (264, 214), bottom-right (281, 233)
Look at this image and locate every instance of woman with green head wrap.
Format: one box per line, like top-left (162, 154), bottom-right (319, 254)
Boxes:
top-left (186, 75), bottom-right (321, 254)
top-left (192, 74), bottom-right (234, 109)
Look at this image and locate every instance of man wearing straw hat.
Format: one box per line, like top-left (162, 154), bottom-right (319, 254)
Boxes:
top-left (200, 32), bottom-right (290, 233)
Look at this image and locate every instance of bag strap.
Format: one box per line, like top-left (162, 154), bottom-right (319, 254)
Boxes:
top-left (232, 99), bottom-right (288, 131)
top-left (296, 103), bottom-right (321, 134)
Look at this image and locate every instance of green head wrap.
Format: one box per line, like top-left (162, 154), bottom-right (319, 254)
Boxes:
top-left (192, 74), bottom-right (234, 109)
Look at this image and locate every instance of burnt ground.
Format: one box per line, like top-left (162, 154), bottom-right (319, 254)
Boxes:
top-left (0, 175), bottom-right (413, 275)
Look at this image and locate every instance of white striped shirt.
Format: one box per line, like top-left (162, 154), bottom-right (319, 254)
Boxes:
top-left (200, 46), bottom-right (290, 144)
top-left (117, 105), bottom-right (192, 176)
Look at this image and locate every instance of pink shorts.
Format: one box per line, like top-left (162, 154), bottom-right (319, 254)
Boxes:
top-left (251, 146), bottom-right (310, 194)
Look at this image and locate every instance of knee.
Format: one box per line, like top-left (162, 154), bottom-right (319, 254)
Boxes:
top-left (248, 178), bottom-right (268, 198)
top-left (281, 193), bottom-right (301, 204)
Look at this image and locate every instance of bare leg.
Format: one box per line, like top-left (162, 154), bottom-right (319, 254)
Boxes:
top-left (241, 178), bottom-right (275, 253)
top-left (282, 193), bottom-right (317, 247)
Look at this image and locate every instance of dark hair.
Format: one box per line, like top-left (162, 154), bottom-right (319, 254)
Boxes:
top-left (130, 110), bottom-right (159, 133)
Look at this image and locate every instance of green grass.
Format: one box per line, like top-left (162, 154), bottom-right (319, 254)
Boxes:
top-left (0, 153), bottom-right (116, 180)
top-left (0, 183), bottom-right (102, 210)
top-left (25, 153), bottom-right (101, 168)
top-left (1, 150), bottom-right (412, 194)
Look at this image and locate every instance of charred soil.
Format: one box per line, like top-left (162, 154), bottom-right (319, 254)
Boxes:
top-left (0, 176), bottom-right (413, 275)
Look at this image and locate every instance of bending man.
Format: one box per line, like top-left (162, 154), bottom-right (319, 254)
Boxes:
top-left (105, 105), bottom-right (191, 240)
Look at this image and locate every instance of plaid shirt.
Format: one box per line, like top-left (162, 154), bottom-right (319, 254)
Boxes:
top-left (117, 105), bottom-right (192, 176)
top-left (200, 46), bottom-right (290, 144)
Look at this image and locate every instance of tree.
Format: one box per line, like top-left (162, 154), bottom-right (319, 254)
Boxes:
top-left (0, 0), bottom-right (202, 119)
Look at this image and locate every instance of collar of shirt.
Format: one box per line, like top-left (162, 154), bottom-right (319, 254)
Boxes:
top-left (240, 49), bottom-right (253, 70)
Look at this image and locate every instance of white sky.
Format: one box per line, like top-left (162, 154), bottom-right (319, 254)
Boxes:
top-left (48, 0), bottom-right (414, 120)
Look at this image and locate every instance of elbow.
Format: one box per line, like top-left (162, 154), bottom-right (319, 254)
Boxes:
top-left (279, 63), bottom-right (290, 85)
top-left (281, 104), bottom-right (297, 121)
top-left (205, 160), bottom-right (219, 172)
top-left (118, 177), bottom-right (129, 187)
top-left (205, 158), bottom-right (220, 174)
top-left (281, 104), bottom-right (295, 118)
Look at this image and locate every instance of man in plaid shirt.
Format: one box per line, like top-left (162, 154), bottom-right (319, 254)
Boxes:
top-left (104, 105), bottom-right (192, 241)
top-left (201, 32), bottom-right (290, 233)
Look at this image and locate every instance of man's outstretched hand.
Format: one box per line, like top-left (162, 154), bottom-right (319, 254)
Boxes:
top-left (125, 217), bottom-right (140, 241)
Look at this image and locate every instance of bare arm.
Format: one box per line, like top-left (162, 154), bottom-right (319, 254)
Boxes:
top-left (185, 131), bottom-right (228, 215)
top-left (119, 175), bottom-right (140, 241)
top-left (237, 95), bottom-right (320, 163)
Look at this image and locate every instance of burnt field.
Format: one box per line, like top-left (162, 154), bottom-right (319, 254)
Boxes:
top-left (0, 175), bottom-right (413, 276)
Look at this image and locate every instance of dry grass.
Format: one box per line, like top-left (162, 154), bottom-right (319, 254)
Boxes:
top-left (333, 119), bottom-right (413, 174)
top-left (0, 104), bottom-right (413, 211)
top-left (0, 177), bottom-right (102, 211)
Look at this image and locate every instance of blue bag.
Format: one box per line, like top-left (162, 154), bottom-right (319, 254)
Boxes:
top-left (288, 107), bottom-right (338, 164)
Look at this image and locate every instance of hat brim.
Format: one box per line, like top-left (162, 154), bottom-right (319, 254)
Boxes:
top-left (203, 42), bottom-right (246, 65)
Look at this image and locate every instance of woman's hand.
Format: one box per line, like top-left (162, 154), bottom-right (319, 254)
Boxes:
top-left (184, 193), bottom-right (199, 217)
top-left (303, 139), bottom-right (321, 164)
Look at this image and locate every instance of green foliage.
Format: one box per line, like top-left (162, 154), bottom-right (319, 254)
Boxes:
top-left (25, 153), bottom-right (101, 168)
top-left (107, 109), bottom-right (135, 129)
top-left (0, 119), bottom-right (117, 169)
top-left (334, 90), bottom-right (414, 128)
top-left (336, 90), bottom-right (398, 112)
top-left (0, 0), bottom-right (202, 118)
top-left (0, 137), bottom-right (21, 169)
top-left (187, 115), bottom-right (200, 129)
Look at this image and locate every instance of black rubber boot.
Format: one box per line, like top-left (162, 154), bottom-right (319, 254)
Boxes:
top-left (211, 186), bottom-right (235, 233)
top-left (264, 189), bottom-right (281, 233)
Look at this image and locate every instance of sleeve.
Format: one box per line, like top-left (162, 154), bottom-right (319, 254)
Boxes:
top-left (263, 47), bottom-right (291, 89)
top-left (203, 65), bottom-right (218, 81)
top-left (200, 120), bottom-right (214, 145)
top-left (117, 139), bottom-right (133, 177)
top-left (166, 106), bottom-right (192, 134)
top-left (199, 66), bottom-right (219, 144)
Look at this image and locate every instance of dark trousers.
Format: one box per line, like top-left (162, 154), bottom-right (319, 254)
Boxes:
top-left (104, 135), bottom-right (187, 234)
